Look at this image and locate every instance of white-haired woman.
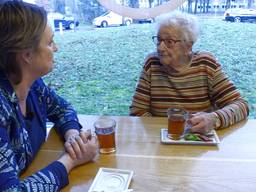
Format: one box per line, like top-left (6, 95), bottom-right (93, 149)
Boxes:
top-left (130, 11), bottom-right (249, 133)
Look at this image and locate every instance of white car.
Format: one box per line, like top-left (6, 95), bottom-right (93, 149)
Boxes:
top-left (92, 11), bottom-right (132, 27)
top-left (224, 8), bottom-right (256, 22)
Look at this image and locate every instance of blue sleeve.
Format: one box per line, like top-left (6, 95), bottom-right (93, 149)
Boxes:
top-left (36, 79), bottom-right (82, 137)
top-left (22, 161), bottom-right (69, 190)
top-left (0, 127), bottom-right (69, 192)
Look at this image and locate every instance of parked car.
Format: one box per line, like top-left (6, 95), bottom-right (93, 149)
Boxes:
top-left (223, 8), bottom-right (256, 22)
top-left (47, 12), bottom-right (79, 30)
top-left (92, 11), bottom-right (133, 27)
top-left (133, 18), bottom-right (154, 24)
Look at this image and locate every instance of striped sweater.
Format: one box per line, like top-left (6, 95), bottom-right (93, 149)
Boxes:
top-left (129, 52), bottom-right (249, 129)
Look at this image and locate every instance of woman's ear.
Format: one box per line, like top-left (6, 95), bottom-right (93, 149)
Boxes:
top-left (186, 41), bottom-right (193, 51)
top-left (17, 49), bottom-right (33, 65)
top-left (184, 42), bottom-right (193, 56)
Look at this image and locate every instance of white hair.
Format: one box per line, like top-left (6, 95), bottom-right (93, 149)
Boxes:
top-left (155, 11), bottom-right (200, 44)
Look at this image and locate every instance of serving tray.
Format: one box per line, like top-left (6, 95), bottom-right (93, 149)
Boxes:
top-left (161, 128), bottom-right (220, 146)
top-left (88, 167), bottom-right (134, 192)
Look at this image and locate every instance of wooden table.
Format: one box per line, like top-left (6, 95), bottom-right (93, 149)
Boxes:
top-left (21, 115), bottom-right (256, 192)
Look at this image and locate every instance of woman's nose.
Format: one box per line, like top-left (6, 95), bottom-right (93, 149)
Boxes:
top-left (158, 40), bottom-right (167, 51)
top-left (53, 44), bottom-right (58, 52)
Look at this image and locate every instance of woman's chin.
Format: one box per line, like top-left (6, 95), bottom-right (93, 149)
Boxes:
top-left (42, 66), bottom-right (53, 77)
top-left (47, 67), bottom-right (53, 74)
top-left (160, 57), bottom-right (171, 66)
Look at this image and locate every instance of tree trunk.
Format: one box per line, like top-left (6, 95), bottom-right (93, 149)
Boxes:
top-left (194, 0), bottom-right (198, 14)
top-left (203, 0), bottom-right (206, 13)
top-left (248, 0), bottom-right (253, 8)
top-left (226, 0), bottom-right (231, 9)
top-left (206, 0), bottom-right (210, 13)
top-left (187, 0), bottom-right (193, 13)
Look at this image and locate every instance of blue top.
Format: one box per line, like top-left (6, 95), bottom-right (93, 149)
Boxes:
top-left (0, 72), bottom-right (82, 191)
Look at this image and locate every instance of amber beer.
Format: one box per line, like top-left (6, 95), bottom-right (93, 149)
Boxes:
top-left (94, 118), bottom-right (116, 154)
top-left (167, 108), bottom-right (188, 140)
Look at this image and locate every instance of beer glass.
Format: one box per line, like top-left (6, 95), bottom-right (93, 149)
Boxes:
top-left (94, 118), bottom-right (116, 154)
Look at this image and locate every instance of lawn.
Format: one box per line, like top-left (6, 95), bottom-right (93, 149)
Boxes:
top-left (44, 18), bottom-right (256, 118)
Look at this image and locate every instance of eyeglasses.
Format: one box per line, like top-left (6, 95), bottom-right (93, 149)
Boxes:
top-left (152, 35), bottom-right (181, 48)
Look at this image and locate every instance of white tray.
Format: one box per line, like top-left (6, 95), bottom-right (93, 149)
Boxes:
top-left (161, 128), bottom-right (220, 146)
top-left (88, 167), bottom-right (134, 192)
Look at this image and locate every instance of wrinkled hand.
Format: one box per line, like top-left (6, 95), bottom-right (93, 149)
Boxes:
top-left (64, 129), bottom-right (95, 159)
top-left (187, 112), bottom-right (215, 134)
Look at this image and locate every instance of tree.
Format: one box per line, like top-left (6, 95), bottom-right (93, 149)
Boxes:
top-left (225, 0), bottom-right (231, 9)
top-left (206, 0), bottom-right (210, 13)
top-left (248, 0), bottom-right (254, 8)
top-left (129, 0), bottom-right (139, 8)
top-left (148, 0), bottom-right (154, 8)
top-left (187, 0), bottom-right (193, 13)
top-left (202, 0), bottom-right (206, 13)
top-left (194, 0), bottom-right (198, 13)
top-left (78, 0), bottom-right (105, 23)
top-left (54, 0), bottom-right (65, 14)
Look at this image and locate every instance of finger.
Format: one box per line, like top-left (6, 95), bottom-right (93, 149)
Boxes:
top-left (86, 138), bottom-right (99, 157)
top-left (64, 141), bottom-right (76, 159)
top-left (80, 130), bottom-right (91, 143)
top-left (86, 129), bottom-right (92, 135)
top-left (75, 135), bottom-right (87, 154)
top-left (190, 122), bottom-right (206, 134)
top-left (86, 129), bottom-right (92, 140)
top-left (90, 135), bottom-right (99, 146)
top-left (69, 137), bottom-right (82, 159)
top-left (188, 116), bottom-right (202, 125)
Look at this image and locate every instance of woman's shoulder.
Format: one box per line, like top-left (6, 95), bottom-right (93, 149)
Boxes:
top-left (145, 52), bottom-right (160, 62)
top-left (145, 52), bottom-right (159, 59)
top-left (30, 78), bottom-right (49, 94)
top-left (143, 52), bottom-right (161, 69)
top-left (31, 78), bottom-right (46, 88)
top-left (192, 51), bottom-right (221, 70)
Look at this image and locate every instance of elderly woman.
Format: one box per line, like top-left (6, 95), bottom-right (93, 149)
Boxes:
top-left (0, 1), bottom-right (97, 191)
top-left (130, 11), bottom-right (249, 133)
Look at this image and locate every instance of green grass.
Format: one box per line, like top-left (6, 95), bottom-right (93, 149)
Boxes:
top-left (44, 18), bottom-right (256, 118)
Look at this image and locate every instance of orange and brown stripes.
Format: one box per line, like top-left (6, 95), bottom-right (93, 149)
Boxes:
top-left (130, 52), bottom-right (249, 128)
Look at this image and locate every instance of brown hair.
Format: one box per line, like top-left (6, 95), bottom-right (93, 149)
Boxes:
top-left (0, 1), bottom-right (47, 84)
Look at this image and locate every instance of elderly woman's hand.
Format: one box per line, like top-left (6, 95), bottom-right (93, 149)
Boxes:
top-left (187, 112), bottom-right (216, 134)
top-left (64, 129), bottom-right (93, 159)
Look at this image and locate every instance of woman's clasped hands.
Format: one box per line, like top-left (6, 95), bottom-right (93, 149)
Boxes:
top-left (61, 129), bottom-right (98, 170)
